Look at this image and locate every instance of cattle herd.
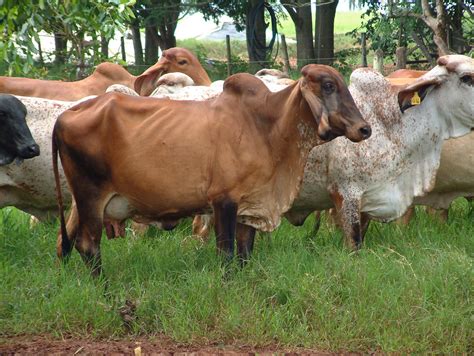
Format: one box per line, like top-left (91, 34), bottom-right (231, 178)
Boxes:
top-left (0, 48), bottom-right (473, 278)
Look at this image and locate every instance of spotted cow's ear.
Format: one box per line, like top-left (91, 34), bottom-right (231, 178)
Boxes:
top-left (397, 77), bottom-right (443, 113)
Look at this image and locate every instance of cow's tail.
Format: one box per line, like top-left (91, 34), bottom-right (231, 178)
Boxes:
top-left (52, 127), bottom-right (70, 258)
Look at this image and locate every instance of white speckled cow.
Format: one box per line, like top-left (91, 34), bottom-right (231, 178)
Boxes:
top-left (286, 55), bottom-right (474, 248)
top-left (0, 96), bottom-right (94, 219)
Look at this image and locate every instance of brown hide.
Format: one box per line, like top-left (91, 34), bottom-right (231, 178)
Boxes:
top-left (54, 65), bottom-right (370, 273)
top-left (0, 63), bottom-right (135, 101)
top-left (387, 69), bottom-right (427, 79)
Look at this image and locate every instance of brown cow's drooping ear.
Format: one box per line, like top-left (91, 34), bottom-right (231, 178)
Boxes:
top-left (300, 79), bottom-right (323, 125)
top-left (134, 72), bottom-right (158, 96)
top-left (397, 77), bottom-right (443, 113)
top-left (134, 65), bottom-right (164, 96)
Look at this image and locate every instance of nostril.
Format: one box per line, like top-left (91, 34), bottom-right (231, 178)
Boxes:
top-left (28, 144), bottom-right (40, 154)
top-left (24, 144), bottom-right (40, 157)
top-left (359, 125), bottom-right (372, 138)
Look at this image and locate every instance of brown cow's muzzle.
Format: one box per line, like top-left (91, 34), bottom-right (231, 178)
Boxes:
top-left (317, 110), bottom-right (371, 143)
top-left (344, 120), bottom-right (372, 142)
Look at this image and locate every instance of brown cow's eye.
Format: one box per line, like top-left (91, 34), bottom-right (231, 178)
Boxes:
top-left (178, 60), bottom-right (188, 65)
top-left (460, 75), bottom-right (473, 86)
top-left (322, 82), bottom-right (336, 94)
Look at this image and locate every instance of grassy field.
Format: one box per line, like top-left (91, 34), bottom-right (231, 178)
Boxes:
top-left (1, 199), bottom-right (472, 352)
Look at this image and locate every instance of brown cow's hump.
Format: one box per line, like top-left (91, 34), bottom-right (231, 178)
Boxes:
top-left (223, 73), bottom-right (268, 96)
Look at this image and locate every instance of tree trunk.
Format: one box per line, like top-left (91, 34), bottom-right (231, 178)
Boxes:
top-left (131, 24), bottom-right (144, 65)
top-left (450, 1), bottom-right (466, 53)
top-left (420, 0), bottom-right (450, 56)
top-left (54, 32), bottom-right (68, 65)
top-left (284, 1), bottom-right (314, 69)
top-left (246, 0), bottom-right (267, 73)
top-left (315, 0), bottom-right (339, 65)
top-left (145, 26), bottom-right (159, 65)
top-left (156, 3), bottom-right (179, 51)
top-left (157, 24), bottom-right (177, 50)
top-left (100, 35), bottom-right (109, 59)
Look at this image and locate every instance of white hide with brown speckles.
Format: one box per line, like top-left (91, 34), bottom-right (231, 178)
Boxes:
top-left (0, 96), bottom-right (93, 219)
top-left (288, 55), bottom-right (474, 233)
top-left (413, 131), bottom-right (474, 209)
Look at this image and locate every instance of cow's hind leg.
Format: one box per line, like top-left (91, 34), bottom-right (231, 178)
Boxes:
top-left (57, 199), bottom-right (80, 260)
top-left (212, 198), bottom-right (238, 263)
top-left (74, 200), bottom-right (104, 277)
top-left (236, 223), bottom-right (256, 265)
top-left (426, 206), bottom-right (449, 222)
top-left (67, 188), bottom-right (108, 277)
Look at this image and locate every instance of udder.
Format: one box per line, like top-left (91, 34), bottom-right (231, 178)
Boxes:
top-left (104, 195), bottom-right (134, 220)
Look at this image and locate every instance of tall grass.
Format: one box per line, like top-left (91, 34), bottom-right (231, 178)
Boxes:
top-left (0, 199), bottom-right (472, 352)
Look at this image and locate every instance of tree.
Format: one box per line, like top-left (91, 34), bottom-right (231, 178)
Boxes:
top-left (0, 0), bottom-right (135, 77)
top-left (283, 0), bottom-right (315, 68)
top-left (358, 0), bottom-right (472, 58)
top-left (315, 0), bottom-right (339, 65)
top-left (199, 0), bottom-right (278, 73)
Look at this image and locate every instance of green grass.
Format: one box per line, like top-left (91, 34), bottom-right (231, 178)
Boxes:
top-left (1, 199), bottom-right (472, 352)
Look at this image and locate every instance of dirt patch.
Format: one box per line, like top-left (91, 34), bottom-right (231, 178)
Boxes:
top-left (0, 335), bottom-right (332, 355)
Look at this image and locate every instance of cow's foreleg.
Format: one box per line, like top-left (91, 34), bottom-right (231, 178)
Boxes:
top-left (212, 198), bottom-right (238, 263)
top-left (236, 223), bottom-right (256, 265)
top-left (312, 211), bottom-right (322, 236)
top-left (360, 212), bottom-right (371, 243)
top-left (331, 190), bottom-right (363, 250)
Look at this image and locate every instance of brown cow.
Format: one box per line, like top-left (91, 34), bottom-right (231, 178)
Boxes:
top-left (53, 65), bottom-right (371, 276)
top-left (0, 47), bottom-right (210, 101)
top-left (0, 63), bottom-right (134, 101)
top-left (134, 47), bottom-right (212, 95)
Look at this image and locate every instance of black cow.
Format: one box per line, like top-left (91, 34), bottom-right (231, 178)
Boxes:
top-left (0, 94), bottom-right (40, 165)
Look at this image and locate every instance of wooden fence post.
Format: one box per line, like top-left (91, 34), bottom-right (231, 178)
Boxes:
top-left (395, 46), bottom-right (407, 69)
top-left (361, 33), bottom-right (367, 67)
top-left (121, 36), bottom-right (126, 62)
top-left (373, 49), bottom-right (384, 74)
top-left (281, 34), bottom-right (290, 75)
top-left (226, 35), bottom-right (231, 77)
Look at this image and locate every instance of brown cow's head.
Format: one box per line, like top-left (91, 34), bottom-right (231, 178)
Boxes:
top-left (300, 64), bottom-right (371, 142)
top-left (134, 47), bottom-right (212, 96)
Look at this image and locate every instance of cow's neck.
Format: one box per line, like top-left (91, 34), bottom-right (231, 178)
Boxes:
top-left (256, 81), bottom-right (322, 218)
top-left (373, 91), bottom-right (472, 212)
top-left (194, 71), bottom-right (212, 86)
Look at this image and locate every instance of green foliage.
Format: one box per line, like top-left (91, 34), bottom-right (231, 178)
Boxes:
top-left (0, 0), bottom-right (135, 76)
top-left (353, 0), bottom-right (472, 58)
top-left (1, 199), bottom-right (473, 352)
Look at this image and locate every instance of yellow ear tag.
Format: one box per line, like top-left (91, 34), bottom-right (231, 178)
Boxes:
top-left (411, 91), bottom-right (421, 105)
